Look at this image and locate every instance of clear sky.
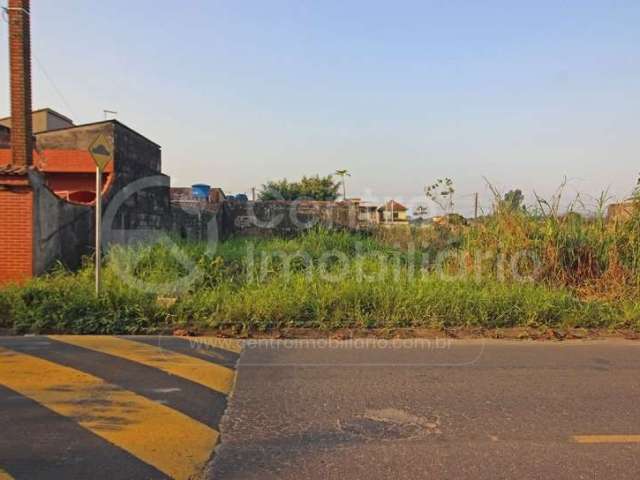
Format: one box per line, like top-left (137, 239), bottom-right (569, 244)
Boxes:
top-left (1, 0), bottom-right (638, 214)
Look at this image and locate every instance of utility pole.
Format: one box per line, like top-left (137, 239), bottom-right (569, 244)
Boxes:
top-left (88, 134), bottom-right (112, 295)
top-left (474, 192), bottom-right (479, 219)
top-left (251, 187), bottom-right (256, 202)
top-left (95, 167), bottom-right (102, 293)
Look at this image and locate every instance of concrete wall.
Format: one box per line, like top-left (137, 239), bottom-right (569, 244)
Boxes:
top-left (164, 200), bottom-right (358, 248)
top-left (36, 121), bottom-right (112, 154)
top-left (29, 170), bottom-right (93, 273)
top-left (221, 200), bottom-right (359, 237)
top-left (105, 122), bottom-right (170, 239)
top-left (171, 202), bottom-right (223, 242)
top-left (36, 121), bottom-right (171, 248)
top-left (112, 121), bottom-right (162, 176)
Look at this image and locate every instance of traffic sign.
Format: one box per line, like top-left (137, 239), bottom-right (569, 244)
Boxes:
top-left (89, 133), bottom-right (113, 171)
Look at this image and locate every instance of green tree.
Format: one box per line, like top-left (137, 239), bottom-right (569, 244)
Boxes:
top-left (503, 189), bottom-right (526, 211)
top-left (258, 175), bottom-right (340, 201)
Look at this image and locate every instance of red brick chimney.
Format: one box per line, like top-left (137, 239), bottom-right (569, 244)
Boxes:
top-left (7, 0), bottom-right (33, 167)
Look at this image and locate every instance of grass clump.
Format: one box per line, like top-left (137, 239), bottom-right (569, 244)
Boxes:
top-left (1, 225), bottom-right (638, 334)
top-left (0, 262), bottom-right (166, 334)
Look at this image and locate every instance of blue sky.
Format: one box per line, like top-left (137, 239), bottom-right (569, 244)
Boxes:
top-left (1, 0), bottom-right (638, 214)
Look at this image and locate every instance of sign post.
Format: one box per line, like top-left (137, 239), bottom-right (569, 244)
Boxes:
top-left (88, 134), bottom-right (113, 295)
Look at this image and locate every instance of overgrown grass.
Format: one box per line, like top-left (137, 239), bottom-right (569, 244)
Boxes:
top-left (1, 222), bottom-right (639, 334)
top-left (375, 197), bottom-right (640, 301)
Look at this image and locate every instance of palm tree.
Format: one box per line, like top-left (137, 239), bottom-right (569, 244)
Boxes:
top-left (335, 169), bottom-right (351, 200)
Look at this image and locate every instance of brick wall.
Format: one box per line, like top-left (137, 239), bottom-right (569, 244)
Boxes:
top-left (0, 184), bottom-right (33, 284)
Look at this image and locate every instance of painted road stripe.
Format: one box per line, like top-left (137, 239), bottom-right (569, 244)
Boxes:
top-left (127, 335), bottom-right (240, 367)
top-left (0, 468), bottom-right (14, 480)
top-left (0, 336), bottom-right (229, 429)
top-left (50, 335), bottom-right (235, 394)
top-left (0, 347), bottom-right (218, 480)
top-left (572, 435), bottom-right (640, 444)
top-left (0, 384), bottom-right (168, 480)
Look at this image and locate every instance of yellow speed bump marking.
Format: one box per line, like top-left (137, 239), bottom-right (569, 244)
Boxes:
top-left (0, 468), bottom-right (15, 480)
top-left (0, 347), bottom-right (218, 480)
top-left (50, 335), bottom-right (235, 394)
top-left (572, 435), bottom-right (640, 444)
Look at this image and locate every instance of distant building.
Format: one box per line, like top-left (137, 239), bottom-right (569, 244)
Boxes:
top-left (0, 108), bottom-right (74, 134)
top-left (357, 202), bottom-right (379, 225)
top-left (355, 199), bottom-right (410, 225)
top-left (377, 200), bottom-right (409, 223)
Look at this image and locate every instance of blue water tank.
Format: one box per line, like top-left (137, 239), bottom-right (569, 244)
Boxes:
top-left (234, 193), bottom-right (248, 202)
top-left (191, 184), bottom-right (211, 200)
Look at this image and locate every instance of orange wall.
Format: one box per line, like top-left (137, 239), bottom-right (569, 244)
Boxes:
top-left (0, 184), bottom-right (33, 284)
top-left (0, 148), bottom-right (113, 173)
top-left (0, 148), bottom-right (112, 203)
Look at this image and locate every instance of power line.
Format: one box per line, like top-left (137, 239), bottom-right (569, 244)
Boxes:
top-left (32, 53), bottom-right (77, 120)
top-left (1, 4), bottom-right (77, 120)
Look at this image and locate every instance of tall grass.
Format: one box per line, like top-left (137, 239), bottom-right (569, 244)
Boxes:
top-left (1, 223), bottom-right (639, 334)
top-left (375, 196), bottom-right (640, 301)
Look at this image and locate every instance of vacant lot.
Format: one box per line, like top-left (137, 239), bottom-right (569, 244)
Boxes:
top-left (1, 198), bottom-right (639, 335)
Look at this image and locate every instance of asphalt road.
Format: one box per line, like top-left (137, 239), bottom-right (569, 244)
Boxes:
top-left (2, 337), bottom-right (640, 479)
top-left (211, 339), bottom-right (640, 480)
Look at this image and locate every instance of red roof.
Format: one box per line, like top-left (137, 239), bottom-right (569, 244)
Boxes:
top-left (378, 200), bottom-right (408, 212)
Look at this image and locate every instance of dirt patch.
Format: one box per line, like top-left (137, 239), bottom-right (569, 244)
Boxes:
top-left (195, 326), bottom-right (640, 342)
top-left (2, 326), bottom-right (638, 341)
